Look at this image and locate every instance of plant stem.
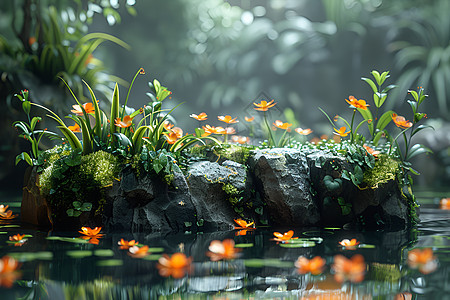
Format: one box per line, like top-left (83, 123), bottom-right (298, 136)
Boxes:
top-left (350, 109), bottom-right (356, 143)
top-left (264, 111), bottom-right (275, 147)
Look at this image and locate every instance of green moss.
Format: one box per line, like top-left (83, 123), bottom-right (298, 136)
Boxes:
top-left (38, 150), bottom-right (122, 222)
top-left (363, 154), bottom-right (400, 188)
top-left (190, 144), bottom-right (253, 164)
top-left (222, 183), bottom-right (239, 195)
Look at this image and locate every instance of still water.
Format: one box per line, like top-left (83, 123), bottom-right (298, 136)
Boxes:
top-left (0, 190), bottom-right (449, 299)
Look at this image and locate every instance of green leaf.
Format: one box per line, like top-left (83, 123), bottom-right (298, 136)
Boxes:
top-left (46, 237), bottom-right (89, 244)
top-left (81, 202), bottom-right (92, 212)
top-left (66, 209), bottom-right (74, 217)
top-left (357, 107), bottom-right (374, 136)
top-left (371, 70), bottom-right (381, 86)
top-left (94, 249), bottom-right (114, 257)
top-left (147, 247), bottom-right (165, 253)
top-left (16, 152), bottom-right (33, 166)
top-left (412, 124), bottom-right (433, 136)
top-left (30, 117), bottom-right (42, 131)
top-left (110, 83), bottom-right (120, 138)
top-left (376, 111), bottom-right (394, 131)
top-left (73, 201), bottom-right (81, 209)
top-left (66, 250), bottom-right (93, 258)
top-left (279, 241), bottom-right (316, 248)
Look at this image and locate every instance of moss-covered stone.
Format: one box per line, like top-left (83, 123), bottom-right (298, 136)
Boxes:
top-left (190, 144), bottom-right (253, 165)
top-left (363, 154), bottom-right (400, 189)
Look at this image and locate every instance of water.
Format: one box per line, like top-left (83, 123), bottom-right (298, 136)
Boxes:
top-left (0, 190), bottom-right (449, 299)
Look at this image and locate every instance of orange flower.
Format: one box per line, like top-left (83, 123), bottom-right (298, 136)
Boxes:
top-left (128, 245), bottom-right (149, 258)
top-left (171, 127), bottom-right (183, 139)
top-left (253, 100), bottom-right (277, 111)
top-left (71, 103), bottom-right (95, 116)
top-left (407, 248), bottom-right (438, 274)
top-left (273, 120), bottom-right (292, 130)
top-left (339, 238), bottom-right (360, 249)
top-left (332, 254), bottom-right (366, 283)
top-left (235, 229), bottom-right (253, 236)
top-left (157, 253), bottom-right (192, 279)
top-left (295, 256), bottom-right (326, 275)
top-left (295, 128), bottom-right (313, 136)
top-left (0, 256), bottom-right (21, 288)
top-left (231, 135), bottom-right (250, 144)
top-left (68, 123), bottom-right (81, 133)
top-left (202, 125), bottom-right (226, 135)
top-left (0, 210), bottom-right (18, 220)
top-left (234, 219), bottom-right (255, 229)
top-left (0, 205), bottom-right (9, 214)
top-left (79, 227), bottom-right (104, 238)
top-left (244, 116), bottom-right (254, 122)
top-left (88, 238), bottom-right (100, 245)
top-left (115, 115), bottom-right (133, 128)
top-left (272, 230), bottom-right (298, 242)
top-left (363, 145), bottom-right (380, 158)
top-left (9, 234), bottom-right (26, 243)
top-left (206, 239), bottom-right (241, 261)
top-left (392, 113), bottom-right (413, 129)
top-left (218, 115), bottom-right (239, 124)
top-left (333, 127), bottom-right (350, 137)
top-left (345, 95), bottom-right (369, 110)
top-left (118, 239), bottom-right (139, 250)
top-left (440, 198), bottom-right (450, 210)
top-left (163, 121), bottom-right (174, 130)
top-left (190, 112), bottom-right (208, 121)
top-left (164, 131), bottom-right (179, 144)
top-left (28, 36), bottom-right (36, 46)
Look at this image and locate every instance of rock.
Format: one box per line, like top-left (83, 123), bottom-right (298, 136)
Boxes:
top-left (187, 160), bottom-right (249, 231)
top-left (104, 167), bottom-right (198, 233)
top-left (248, 148), bottom-right (320, 227)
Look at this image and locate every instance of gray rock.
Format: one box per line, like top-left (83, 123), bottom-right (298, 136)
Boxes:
top-left (104, 167), bottom-right (197, 233)
top-left (187, 160), bottom-right (249, 231)
top-left (248, 148), bottom-right (320, 226)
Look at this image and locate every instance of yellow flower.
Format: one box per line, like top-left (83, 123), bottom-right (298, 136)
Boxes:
top-left (253, 100), bottom-right (276, 111)
top-left (333, 126), bottom-right (350, 137)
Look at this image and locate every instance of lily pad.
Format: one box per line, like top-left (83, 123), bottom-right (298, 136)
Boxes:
top-left (142, 254), bottom-right (162, 261)
top-left (46, 237), bottom-right (89, 244)
top-left (94, 249), bottom-right (115, 257)
top-left (234, 243), bottom-right (254, 248)
top-left (7, 251), bottom-right (53, 261)
top-left (66, 250), bottom-right (93, 258)
top-left (147, 247), bottom-right (165, 253)
top-left (97, 259), bottom-right (123, 267)
top-left (302, 231), bottom-right (334, 236)
top-left (324, 227), bottom-right (341, 230)
top-left (358, 244), bottom-right (376, 249)
top-left (0, 225), bottom-right (20, 228)
top-left (280, 241), bottom-right (316, 248)
top-left (244, 258), bottom-right (293, 268)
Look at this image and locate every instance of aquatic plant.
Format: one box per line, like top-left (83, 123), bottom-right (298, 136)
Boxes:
top-left (407, 248), bottom-right (438, 274)
top-left (295, 256), bottom-right (326, 275)
top-left (128, 246), bottom-right (150, 258)
top-left (157, 253), bottom-right (192, 279)
top-left (339, 238), bottom-right (360, 250)
top-left (118, 239), bottom-right (139, 250)
top-left (332, 254), bottom-right (366, 283)
top-left (272, 230), bottom-right (298, 243)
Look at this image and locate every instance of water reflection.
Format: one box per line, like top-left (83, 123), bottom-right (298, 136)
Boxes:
top-left (0, 205), bottom-right (449, 299)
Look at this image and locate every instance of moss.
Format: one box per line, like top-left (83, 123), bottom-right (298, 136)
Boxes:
top-left (38, 150), bottom-right (122, 222)
top-left (222, 183), bottom-right (239, 196)
top-left (190, 144), bottom-right (253, 165)
top-left (363, 154), bottom-right (400, 188)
